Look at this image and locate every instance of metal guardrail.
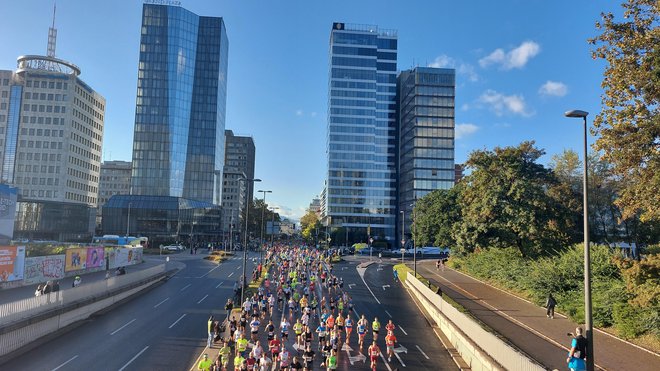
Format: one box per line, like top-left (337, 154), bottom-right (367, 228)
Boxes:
top-left (406, 274), bottom-right (544, 371)
top-left (0, 265), bottom-right (166, 326)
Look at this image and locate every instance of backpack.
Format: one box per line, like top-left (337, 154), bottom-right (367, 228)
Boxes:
top-left (573, 335), bottom-right (587, 359)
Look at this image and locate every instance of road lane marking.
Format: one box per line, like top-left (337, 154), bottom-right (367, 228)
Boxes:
top-left (415, 345), bottom-right (430, 359)
top-left (153, 298), bottom-right (169, 308)
top-left (385, 310), bottom-right (392, 318)
top-left (357, 267), bottom-right (381, 304)
top-left (197, 265), bottom-right (220, 278)
top-left (398, 325), bottom-right (408, 335)
top-left (228, 272), bottom-right (234, 277)
top-left (51, 355), bottom-right (78, 371)
top-left (169, 314), bottom-right (187, 328)
top-left (379, 351), bottom-right (393, 371)
top-left (111, 318), bottom-right (137, 335)
top-left (216, 281), bottom-right (224, 288)
top-left (180, 284), bottom-right (192, 291)
top-left (118, 345), bottom-right (149, 371)
top-left (236, 266), bottom-right (241, 270)
top-left (197, 294), bottom-right (209, 304)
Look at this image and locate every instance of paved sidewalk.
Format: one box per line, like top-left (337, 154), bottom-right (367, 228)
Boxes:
top-left (0, 254), bottom-right (176, 303)
top-left (415, 260), bottom-right (660, 371)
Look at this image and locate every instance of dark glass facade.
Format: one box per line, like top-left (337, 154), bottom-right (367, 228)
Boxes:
top-left (131, 4), bottom-right (228, 205)
top-left (102, 195), bottom-right (221, 241)
top-left (14, 200), bottom-right (95, 242)
top-left (326, 23), bottom-right (398, 243)
top-left (1, 85), bottom-right (22, 183)
top-left (397, 67), bottom-right (456, 242)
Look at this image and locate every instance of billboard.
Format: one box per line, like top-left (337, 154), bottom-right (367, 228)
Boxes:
top-left (114, 247), bottom-right (142, 267)
top-left (0, 246), bottom-right (26, 282)
top-left (0, 185), bottom-right (18, 241)
top-left (24, 255), bottom-right (65, 285)
top-left (65, 248), bottom-right (88, 272)
top-left (86, 247), bottom-right (104, 268)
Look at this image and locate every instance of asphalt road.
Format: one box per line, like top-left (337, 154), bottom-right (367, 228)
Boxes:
top-left (1, 250), bottom-right (258, 371)
top-left (336, 257), bottom-right (457, 370)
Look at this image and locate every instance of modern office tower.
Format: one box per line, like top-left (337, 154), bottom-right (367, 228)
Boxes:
top-left (454, 164), bottom-right (464, 184)
top-left (325, 22), bottom-right (398, 244)
top-left (397, 67), bottom-right (455, 243)
top-left (0, 8), bottom-right (105, 241)
top-left (130, 3), bottom-right (229, 205)
top-left (98, 161), bottom-right (132, 207)
top-left (221, 130), bottom-right (255, 234)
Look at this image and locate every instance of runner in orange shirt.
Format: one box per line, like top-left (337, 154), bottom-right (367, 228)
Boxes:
top-left (385, 330), bottom-right (397, 362)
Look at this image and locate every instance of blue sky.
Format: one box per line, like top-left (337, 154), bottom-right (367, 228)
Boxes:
top-left (0, 0), bottom-right (621, 220)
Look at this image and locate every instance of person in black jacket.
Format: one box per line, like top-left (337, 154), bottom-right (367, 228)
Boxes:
top-left (545, 293), bottom-right (557, 319)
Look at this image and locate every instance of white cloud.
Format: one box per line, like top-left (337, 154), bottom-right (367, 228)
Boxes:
top-left (479, 41), bottom-right (540, 70)
top-left (455, 123), bottom-right (479, 139)
top-left (428, 55), bottom-right (478, 82)
top-left (479, 89), bottom-right (533, 116)
top-left (295, 109), bottom-right (303, 116)
top-left (538, 80), bottom-right (568, 97)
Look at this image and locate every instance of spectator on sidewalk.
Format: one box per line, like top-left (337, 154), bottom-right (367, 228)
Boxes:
top-left (72, 276), bottom-right (82, 288)
top-left (545, 293), bottom-right (557, 319)
top-left (567, 327), bottom-right (588, 371)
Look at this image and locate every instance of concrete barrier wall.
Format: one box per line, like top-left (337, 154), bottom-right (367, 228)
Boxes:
top-left (0, 276), bottom-right (161, 357)
top-left (405, 275), bottom-right (545, 371)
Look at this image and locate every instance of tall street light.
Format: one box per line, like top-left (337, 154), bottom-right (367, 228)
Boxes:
top-left (239, 177), bottom-right (261, 305)
top-left (411, 200), bottom-right (417, 277)
top-left (257, 190), bottom-right (272, 265)
top-left (126, 202), bottom-right (132, 237)
top-left (565, 109), bottom-right (594, 371)
top-left (399, 210), bottom-right (405, 264)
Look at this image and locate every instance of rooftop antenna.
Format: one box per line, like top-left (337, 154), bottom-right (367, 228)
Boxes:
top-left (47, 2), bottom-right (57, 57)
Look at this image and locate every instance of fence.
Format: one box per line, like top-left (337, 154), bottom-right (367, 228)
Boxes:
top-left (406, 274), bottom-right (545, 371)
top-left (0, 264), bottom-right (165, 326)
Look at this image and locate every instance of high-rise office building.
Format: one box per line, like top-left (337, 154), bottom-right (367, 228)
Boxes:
top-left (130, 3), bottom-right (229, 205)
top-left (397, 67), bottom-right (455, 242)
top-left (0, 60), bottom-right (105, 207)
top-left (325, 23), bottom-right (398, 243)
top-left (0, 8), bottom-right (105, 241)
top-left (221, 130), bottom-right (255, 234)
top-left (98, 160), bottom-right (132, 208)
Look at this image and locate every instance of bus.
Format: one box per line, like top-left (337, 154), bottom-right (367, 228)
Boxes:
top-left (92, 235), bottom-right (148, 247)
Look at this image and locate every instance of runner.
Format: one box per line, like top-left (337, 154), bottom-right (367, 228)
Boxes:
top-left (385, 330), bottom-right (397, 362)
top-left (269, 334), bottom-right (281, 363)
top-left (218, 341), bottom-right (232, 370)
top-left (344, 314), bottom-right (353, 345)
top-left (302, 344), bottom-right (315, 371)
top-left (372, 317), bottom-right (381, 340)
top-left (368, 340), bottom-right (381, 370)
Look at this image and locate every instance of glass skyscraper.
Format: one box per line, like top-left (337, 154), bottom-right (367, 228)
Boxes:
top-left (131, 3), bottom-right (228, 205)
top-left (397, 67), bottom-right (456, 242)
top-left (325, 23), bottom-right (398, 243)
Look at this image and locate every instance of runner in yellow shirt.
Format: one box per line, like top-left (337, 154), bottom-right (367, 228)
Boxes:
top-left (197, 354), bottom-right (212, 371)
top-left (372, 317), bottom-right (381, 340)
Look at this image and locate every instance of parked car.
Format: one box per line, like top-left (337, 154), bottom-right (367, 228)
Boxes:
top-left (162, 244), bottom-right (185, 251)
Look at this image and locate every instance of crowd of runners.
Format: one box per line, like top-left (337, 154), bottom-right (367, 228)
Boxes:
top-left (198, 244), bottom-right (401, 371)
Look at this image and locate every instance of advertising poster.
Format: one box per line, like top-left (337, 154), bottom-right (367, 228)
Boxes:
top-left (24, 255), bottom-right (65, 285)
top-left (65, 248), bottom-right (87, 272)
top-left (0, 185), bottom-right (18, 241)
top-left (86, 247), bottom-right (104, 268)
top-left (114, 247), bottom-right (143, 267)
top-left (0, 246), bottom-right (26, 282)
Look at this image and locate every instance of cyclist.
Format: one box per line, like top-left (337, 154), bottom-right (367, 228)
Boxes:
top-left (368, 340), bottom-right (381, 370)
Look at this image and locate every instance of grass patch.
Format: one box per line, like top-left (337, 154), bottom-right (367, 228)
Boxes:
top-left (394, 263), bottom-right (469, 315)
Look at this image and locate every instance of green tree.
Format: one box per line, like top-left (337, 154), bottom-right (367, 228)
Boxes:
top-left (590, 0), bottom-right (660, 222)
top-left (300, 210), bottom-right (321, 242)
top-left (452, 141), bottom-right (572, 257)
top-left (241, 198), bottom-right (280, 241)
top-left (412, 186), bottom-right (461, 248)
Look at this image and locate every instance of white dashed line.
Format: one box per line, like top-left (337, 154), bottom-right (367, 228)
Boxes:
top-left (51, 355), bottom-right (78, 371)
top-left (169, 314), bottom-right (187, 329)
top-left (385, 310), bottom-right (392, 318)
top-left (180, 284), bottom-right (191, 291)
top-left (110, 319), bottom-right (136, 335)
top-left (398, 325), bottom-right (408, 335)
top-left (228, 272), bottom-right (234, 278)
top-left (153, 298), bottom-right (169, 308)
top-left (197, 294), bottom-right (209, 304)
top-left (216, 281), bottom-right (224, 288)
top-left (118, 345), bottom-right (149, 371)
top-left (415, 345), bottom-right (430, 359)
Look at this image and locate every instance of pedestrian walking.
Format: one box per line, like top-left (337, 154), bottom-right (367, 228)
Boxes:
top-left (545, 293), bottom-right (557, 319)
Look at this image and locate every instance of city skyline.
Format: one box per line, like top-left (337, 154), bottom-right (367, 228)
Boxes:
top-left (0, 0), bottom-right (620, 220)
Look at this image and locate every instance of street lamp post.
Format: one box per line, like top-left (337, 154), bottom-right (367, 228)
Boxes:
top-left (399, 210), bottom-right (405, 264)
top-left (410, 200), bottom-right (417, 277)
top-left (565, 109), bottom-right (594, 371)
top-left (239, 177), bottom-right (261, 306)
top-left (126, 202), bottom-right (132, 237)
top-left (258, 190), bottom-right (272, 265)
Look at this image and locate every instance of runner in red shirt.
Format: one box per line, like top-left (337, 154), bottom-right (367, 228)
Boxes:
top-left (269, 334), bottom-right (281, 362)
top-left (368, 341), bottom-right (380, 370)
top-left (385, 330), bottom-right (397, 362)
